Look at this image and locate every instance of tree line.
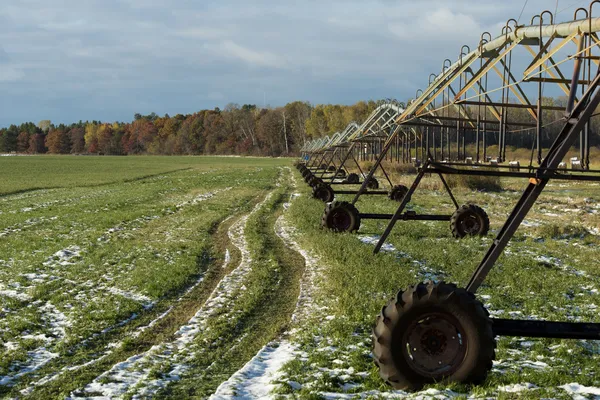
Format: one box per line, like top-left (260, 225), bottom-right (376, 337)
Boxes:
top-left (1, 97), bottom-right (598, 157)
top-left (0, 101), bottom-right (380, 156)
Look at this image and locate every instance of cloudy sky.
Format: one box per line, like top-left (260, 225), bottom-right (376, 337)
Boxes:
top-left (0, 0), bottom-right (590, 126)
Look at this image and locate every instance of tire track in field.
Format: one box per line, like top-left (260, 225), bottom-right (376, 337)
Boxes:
top-left (7, 169), bottom-right (280, 398)
top-left (66, 188), bottom-right (276, 399)
top-left (0, 187), bottom-right (236, 395)
top-left (210, 216), bottom-right (320, 399)
top-left (19, 213), bottom-right (239, 398)
top-left (133, 170), bottom-right (299, 398)
top-left (133, 167), bottom-right (311, 398)
top-left (210, 169), bottom-right (326, 399)
top-left (3, 186), bottom-right (233, 310)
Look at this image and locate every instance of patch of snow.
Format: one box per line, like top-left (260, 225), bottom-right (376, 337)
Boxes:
top-left (358, 235), bottom-right (397, 253)
top-left (517, 360), bottom-right (549, 370)
top-left (132, 307), bottom-right (173, 338)
top-left (3, 342), bottom-right (19, 351)
top-left (0, 301), bottom-right (69, 387)
top-left (223, 249), bottom-right (231, 269)
top-left (175, 187), bottom-right (232, 209)
top-left (69, 190), bottom-right (275, 399)
top-left (498, 383), bottom-right (537, 392)
top-left (211, 169), bottom-right (321, 398)
top-left (521, 219), bottom-right (542, 227)
top-left (107, 287), bottom-right (153, 308)
top-left (42, 246), bottom-right (82, 267)
top-left (560, 382), bottom-right (600, 398)
top-left (39, 301), bottom-right (70, 339)
top-left (210, 342), bottom-right (297, 399)
top-left (0, 349), bottom-right (59, 386)
top-left (0, 288), bottom-right (31, 301)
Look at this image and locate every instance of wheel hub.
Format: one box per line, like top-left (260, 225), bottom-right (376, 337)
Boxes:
top-left (331, 209), bottom-right (351, 231)
top-left (461, 214), bottom-right (481, 234)
top-left (403, 313), bottom-right (466, 377)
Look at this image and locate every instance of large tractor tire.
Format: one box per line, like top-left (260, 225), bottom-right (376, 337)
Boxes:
top-left (373, 281), bottom-right (495, 391)
top-left (345, 173), bottom-right (360, 184)
top-left (320, 163), bottom-right (328, 170)
top-left (321, 201), bottom-right (361, 232)
top-left (327, 165), bottom-right (337, 172)
top-left (302, 169), bottom-right (311, 178)
top-left (389, 185), bottom-right (409, 202)
top-left (450, 205), bottom-right (490, 238)
top-left (367, 177), bottom-right (380, 190)
top-left (312, 183), bottom-right (335, 203)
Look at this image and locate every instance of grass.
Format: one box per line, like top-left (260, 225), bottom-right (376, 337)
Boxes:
top-left (0, 156), bottom-right (296, 398)
top-left (0, 155), bottom-right (286, 195)
top-left (276, 168), bottom-right (600, 399)
top-left (1, 155), bottom-right (600, 399)
top-left (445, 171), bottom-right (503, 191)
top-left (157, 172), bottom-right (307, 398)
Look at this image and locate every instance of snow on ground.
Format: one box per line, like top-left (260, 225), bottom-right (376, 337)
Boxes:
top-left (97, 215), bottom-right (160, 243)
top-left (560, 382), bottom-right (600, 398)
top-left (1, 250), bottom-right (76, 384)
top-left (210, 172), bottom-right (325, 399)
top-left (0, 286), bottom-right (31, 301)
top-left (42, 246), bottom-right (82, 267)
top-left (0, 216), bottom-right (57, 238)
top-left (24, 233), bottom-right (228, 395)
top-left (497, 382), bottom-right (538, 392)
top-left (175, 187), bottom-right (232, 209)
top-left (357, 234), bottom-right (397, 253)
top-left (210, 341), bottom-right (297, 399)
top-left (212, 179), bottom-right (600, 400)
top-left (11, 189), bottom-right (239, 394)
top-left (67, 190), bottom-right (274, 399)
top-left (97, 187), bottom-right (233, 243)
top-left (276, 214), bottom-right (321, 326)
top-left (0, 350), bottom-right (60, 387)
top-left (106, 287), bottom-right (153, 308)
top-left (0, 301), bottom-right (69, 387)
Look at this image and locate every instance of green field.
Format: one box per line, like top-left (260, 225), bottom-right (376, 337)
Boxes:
top-left (1, 156), bottom-right (600, 399)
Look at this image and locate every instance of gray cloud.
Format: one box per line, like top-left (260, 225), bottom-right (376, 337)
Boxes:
top-left (0, 0), bottom-right (591, 126)
top-left (0, 47), bottom-right (8, 63)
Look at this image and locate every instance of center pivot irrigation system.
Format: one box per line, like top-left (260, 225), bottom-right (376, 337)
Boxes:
top-left (298, 100), bottom-right (490, 238)
top-left (297, 3), bottom-right (600, 391)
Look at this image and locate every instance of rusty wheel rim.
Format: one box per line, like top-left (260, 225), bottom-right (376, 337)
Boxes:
top-left (460, 213), bottom-right (481, 235)
top-left (402, 312), bottom-right (467, 378)
top-left (392, 188), bottom-right (406, 201)
top-left (316, 188), bottom-right (331, 202)
top-left (330, 208), bottom-right (352, 231)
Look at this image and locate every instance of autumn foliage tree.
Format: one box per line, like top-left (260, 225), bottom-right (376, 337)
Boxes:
top-left (28, 133), bottom-right (46, 154)
top-left (3, 98), bottom-right (593, 156)
top-left (69, 127), bottom-right (85, 153)
top-left (45, 129), bottom-right (71, 154)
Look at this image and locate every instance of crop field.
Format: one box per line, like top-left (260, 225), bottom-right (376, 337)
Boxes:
top-left (1, 156), bottom-right (600, 399)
